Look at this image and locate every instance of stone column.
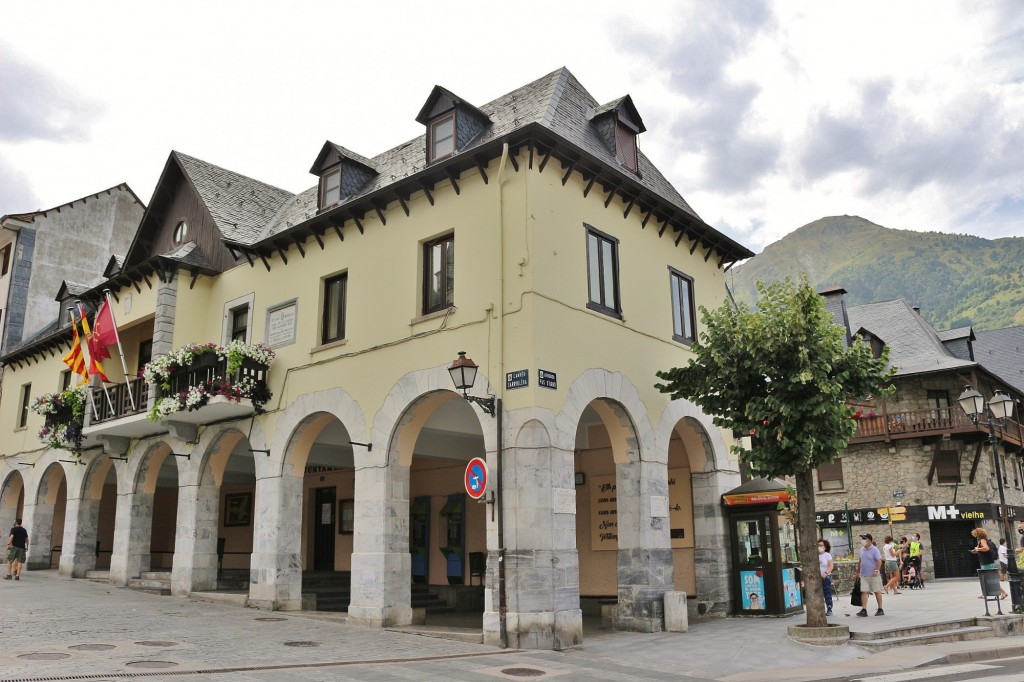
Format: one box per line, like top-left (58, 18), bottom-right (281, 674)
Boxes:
top-left (171, 482), bottom-right (219, 595)
top-left (348, 450), bottom-right (411, 627)
top-left (58, 497), bottom-right (100, 577)
top-left (615, 459), bottom-right (673, 632)
top-left (491, 419), bottom-right (582, 650)
top-left (109, 490), bottom-right (154, 586)
top-left (691, 469), bottom-right (736, 616)
top-left (23, 503), bottom-right (55, 570)
top-left (249, 474), bottom-right (304, 610)
top-left (0, 508), bottom-right (16, 540)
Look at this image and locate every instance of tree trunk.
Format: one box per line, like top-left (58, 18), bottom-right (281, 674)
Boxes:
top-left (796, 468), bottom-right (827, 627)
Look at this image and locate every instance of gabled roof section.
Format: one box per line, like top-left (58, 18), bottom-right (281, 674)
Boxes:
top-left (103, 254), bottom-right (125, 278)
top-left (0, 182), bottom-right (145, 226)
top-left (309, 142), bottom-right (377, 175)
top-left (974, 326), bottom-right (1024, 394)
top-left (937, 327), bottom-right (975, 342)
top-left (160, 241), bottom-right (217, 272)
top-left (174, 152), bottom-right (294, 244)
top-left (847, 299), bottom-right (975, 376)
top-left (415, 85), bottom-right (492, 125)
top-left (589, 94), bottom-right (646, 133)
top-left (54, 280), bottom-right (94, 302)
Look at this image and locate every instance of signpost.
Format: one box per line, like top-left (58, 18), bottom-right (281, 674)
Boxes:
top-left (465, 457), bottom-right (489, 500)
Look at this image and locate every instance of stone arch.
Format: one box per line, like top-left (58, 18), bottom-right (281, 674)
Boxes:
top-left (58, 453), bottom-right (121, 577)
top-left (134, 441), bottom-right (174, 495)
top-left (655, 399), bottom-right (731, 473)
top-left (557, 369), bottom-right (654, 464)
top-left (271, 387), bottom-right (367, 478)
top-left (26, 461), bottom-right (69, 570)
top-left (0, 469), bottom-right (25, 540)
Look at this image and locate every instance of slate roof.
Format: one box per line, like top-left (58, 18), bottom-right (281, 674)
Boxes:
top-left (936, 328), bottom-right (974, 342)
top-left (264, 67), bottom-right (707, 239)
top-left (160, 241), bottom-right (217, 272)
top-left (847, 298), bottom-right (976, 377)
top-left (174, 152), bottom-right (294, 245)
top-left (974, 326), bottom-right (1024, 394)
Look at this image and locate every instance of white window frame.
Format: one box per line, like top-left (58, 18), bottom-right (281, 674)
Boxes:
top-left (222, 293), bottom-right (255, 345)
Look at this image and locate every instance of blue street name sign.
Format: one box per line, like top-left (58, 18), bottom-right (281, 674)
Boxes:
top-left (506, 369), bottom-right (529, 390)
top-left (538, 369), bottom-right (557, 389)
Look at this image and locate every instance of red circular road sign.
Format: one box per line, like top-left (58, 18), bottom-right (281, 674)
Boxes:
top-left (464, 457), bottom-right (489, 500)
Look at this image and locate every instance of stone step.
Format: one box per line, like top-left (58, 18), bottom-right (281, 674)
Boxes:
top-left (385, 626), bottom-right (483, 644)
top-left (127, 577), bottom-right (172, 595)
top-left (851, 625), bottom-right (995, 652)
top-left (140, 571), bottom-right (172, 580)
top-left (850, 618), bottom-right (978, 641)
top-left (217, 578), bottom-right (250, 591)
top-left (190, 591), bottom-right (248, 607)
top-left (84, 570), bottom-right (109, 582)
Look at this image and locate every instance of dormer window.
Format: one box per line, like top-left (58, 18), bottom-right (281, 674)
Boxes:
top-left (320, 166), bottom-right (342, 209)
top-left (428, 112), bottom-right (456, 163)
top-left (860, 331), bottom-right (885, 359)
top-left (309, 142), bottom-right (378, 213)
top-left (615, 120), bottom-right (638, 172)
top-left (589, 95), bottom-right (646, 176)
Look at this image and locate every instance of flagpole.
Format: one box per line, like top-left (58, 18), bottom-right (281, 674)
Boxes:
top-left (69, 306), bottom-right (99, 421)
top-left (77, 300), bottom-right (117, 417)
top-left (103, 289), bottom-right (135, 412)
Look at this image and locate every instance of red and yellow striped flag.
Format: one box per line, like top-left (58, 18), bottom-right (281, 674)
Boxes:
top-left (78, 305), bottom-right (109, 383)
top-left (62, 315), bottom-right (89, 385)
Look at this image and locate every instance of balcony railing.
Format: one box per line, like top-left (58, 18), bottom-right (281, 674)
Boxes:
top-left (851, 405), bottom-right (1024, 447)
top-left (90, 377), bottom-right (150, 425)
top-left (43, 403), bottom-right (78, 431)
top-left (163, 353), bottom-right (267, 398)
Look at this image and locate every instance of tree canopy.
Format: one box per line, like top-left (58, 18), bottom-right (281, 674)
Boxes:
top-left (656, 275), bottom-right (894, 478)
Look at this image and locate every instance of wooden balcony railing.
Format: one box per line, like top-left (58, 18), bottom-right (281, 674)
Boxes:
top-left (90, 377), bottom-right (150, 425)
top-left (163, 354), bottom-right (268, 398)
top-left (851, 405), bottom-right (1024, 447)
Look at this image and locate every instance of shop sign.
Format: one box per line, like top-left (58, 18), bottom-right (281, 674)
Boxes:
top-left (506, 369), bottom-right (529, 390)
top-left (723, 490), bottom-right (791, 506)
top-left (817, 503), bottom-right (1023, 526)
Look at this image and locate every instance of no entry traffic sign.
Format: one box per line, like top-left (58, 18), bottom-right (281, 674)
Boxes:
top-left (465, 457), bottom-right (489, 500)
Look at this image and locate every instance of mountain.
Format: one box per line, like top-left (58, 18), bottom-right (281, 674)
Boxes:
top-left (728, 216), bottom-right (1024, 331)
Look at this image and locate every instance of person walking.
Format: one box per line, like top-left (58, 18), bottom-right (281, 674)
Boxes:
top-left (909, 533), bottom-right (926, 587)
top-left (855, 533), bottom-right (884, 616)
top-left (6, 518), bottom-right (28, 581)
top-left (819, 539), bottom-right (835, 616)
top-left (971, 528), bottom-right (1006, 600)
top-left (882, 535), bottom-right (902, 594)
top-left (998, 538), bottom-right (1009, 582)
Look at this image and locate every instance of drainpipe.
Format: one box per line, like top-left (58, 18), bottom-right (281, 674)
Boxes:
top-left (495, 143), bottom-right (509, 648)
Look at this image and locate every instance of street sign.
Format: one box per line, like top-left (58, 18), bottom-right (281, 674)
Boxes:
top-left (506, 369), bottom-right (528, 390)
top-left (464, 457), bottom-right (489, 500)
top-left (893, 489), bottom-right (905, 498)
top-left (538, 369), bottom-right (557, 390)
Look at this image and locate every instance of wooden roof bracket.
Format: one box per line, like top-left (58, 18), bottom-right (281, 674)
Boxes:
top-left (371, 200), bottom-right (387, 225)
top-left (658, 217), bottom-right (670, 238)
top-left (537, 146), bottom-right (553, 173)
top-left (258, 251), bottom-right (272, 272)
top-left (275, 244), bottom-right (289, 265)
top-left (353, 213), bottom-right (365, 234)
top-left (189, 269), bottom-right (200, 290)
top-left (419, 180), bottom-right (435, 206)
top-left (583, 174), bottom-right (597, 198)
top-left (969, 441), bottom-right (983, 483)
top-left (704, 243), bottom-right (714, 262)
top-left (397, 192), bottom-right (410, 217)
top-left (623, 195), bottom-right (637, 219)
top-left (674, 227), bottom-right (685, 247)
top-left (474, 155), bottom-right (489, 184)
top-left (445, 168), bottom-right (461, 195)
top-left (641, 207), bottom-right (654, 229)
top-left (291, 235), bottom-right (306, 258)
top-left (507, 149), bottom-right (519, 172)
top-left (528, 143), bottom-right (534, 170)
top-left (311, 227), bottom-right (325, 250)
top-left (689, 236), bottom-right (700, 254)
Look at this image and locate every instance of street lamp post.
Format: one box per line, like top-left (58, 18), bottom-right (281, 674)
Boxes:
top-left (957, 386), bottom-right (1021, 612)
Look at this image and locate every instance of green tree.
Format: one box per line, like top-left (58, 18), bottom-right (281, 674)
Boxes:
top-left (656, 275), bottom-right (894, 628)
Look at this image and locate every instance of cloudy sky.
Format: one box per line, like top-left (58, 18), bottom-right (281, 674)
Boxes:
top-left (1, 1), bottom-right (1021, 252)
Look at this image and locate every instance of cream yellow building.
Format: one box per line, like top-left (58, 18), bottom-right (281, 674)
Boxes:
top-left (0, 68), bottom-right (752, 650)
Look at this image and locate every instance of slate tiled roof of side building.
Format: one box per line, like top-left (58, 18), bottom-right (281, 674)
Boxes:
top-left (974, 326), bottom-right (1024, 394)
top-left (262, 67), bottom-right (705, 238)
top-left (173, 151), bottom-right (294, 245)
top-left (847, 298), bottom-right (977, 377)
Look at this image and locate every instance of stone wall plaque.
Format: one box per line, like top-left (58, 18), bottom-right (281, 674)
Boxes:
top-left (553, 488), bottom-right (575, 514)
top-left (266, 299), bottom-right (298, 348)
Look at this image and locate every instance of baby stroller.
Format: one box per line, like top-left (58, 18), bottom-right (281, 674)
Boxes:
top-left (901, 563), bottom-right (923, 589)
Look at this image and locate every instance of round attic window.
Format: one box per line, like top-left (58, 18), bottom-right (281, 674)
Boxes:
top-left (173, 220), bottom-right (188, 245)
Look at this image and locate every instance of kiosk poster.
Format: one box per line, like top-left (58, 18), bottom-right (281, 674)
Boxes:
top-left (590, 474), bottom-right (618, 551)
top-left (783, 568), bottom-right (802, 608)
top-left (740, 570), bottom-right (766, 610)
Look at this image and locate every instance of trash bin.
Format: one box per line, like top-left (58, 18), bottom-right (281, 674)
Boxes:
top-left (977, 568), bottom-right (1003, 616)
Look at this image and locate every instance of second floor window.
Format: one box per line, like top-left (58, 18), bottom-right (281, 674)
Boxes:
top-left (669, 267), bottom-right (695, 343)
top-left (1, 243), bottom-right (10, 276)
top-left (229, 305), bottom-right (249, 343)
top-left (423, 234), bottom-right (454, 314)
top-left (322, 272), bottom-right (348, 344)
top-left (586, 225), bottom-right (620, 316)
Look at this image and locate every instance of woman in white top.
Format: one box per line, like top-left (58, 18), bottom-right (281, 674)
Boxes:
top-left (998, 538), bottom-right (1009, 581)
top-left (883, 535), bottom-right (902, 594)
top-left (819, 538), bottom-right (835, 616)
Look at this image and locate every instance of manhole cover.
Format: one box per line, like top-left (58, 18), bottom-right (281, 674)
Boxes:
top-left (70, 644), bottom-right (117, 651)
top-left (126, 660), bottom-right (178, 669)
top-left (501, 669), bottom-right (545, 678)
top-left (255, 616), bottom-right (288, 622)
top-left (135, 641), bottom-right (179, 647)
top-left (283, 641), bottom-right (320, 647)
top-left (18, 653), bottom-right (72, 661)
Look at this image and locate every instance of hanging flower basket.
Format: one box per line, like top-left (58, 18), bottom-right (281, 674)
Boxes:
top-left (143, 341), bottom-right (275, 421)
top-left (31, 386), bottom-right (87, 452)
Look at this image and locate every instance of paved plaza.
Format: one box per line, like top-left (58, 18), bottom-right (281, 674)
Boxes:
top-left (1, 571), bottom-right (1022, 681)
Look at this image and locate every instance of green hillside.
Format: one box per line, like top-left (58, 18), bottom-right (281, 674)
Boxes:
top-left (728, 216), bottom-right (1024, 331)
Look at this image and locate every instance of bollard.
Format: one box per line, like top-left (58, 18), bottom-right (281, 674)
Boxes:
top-left (664, 592), bottom-right (688, 632)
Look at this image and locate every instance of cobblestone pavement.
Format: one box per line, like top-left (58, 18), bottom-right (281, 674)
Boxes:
top-left (0, 571), bottom-right (1018, 682)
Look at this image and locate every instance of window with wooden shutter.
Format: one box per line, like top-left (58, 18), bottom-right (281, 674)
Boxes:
top-left (933, 450), bottom-right (961, 484)
top-left (817, 459), bottom-right (844, 491)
